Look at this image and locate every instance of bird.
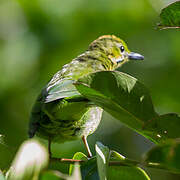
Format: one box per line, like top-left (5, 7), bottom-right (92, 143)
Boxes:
top-left (28, 35), bottom-right (144, 158)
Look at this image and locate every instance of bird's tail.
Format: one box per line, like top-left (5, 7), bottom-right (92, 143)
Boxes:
top-left (28, 101), bottom-right (42, 138)
top-left (28, 115), bottom-right (39, 138)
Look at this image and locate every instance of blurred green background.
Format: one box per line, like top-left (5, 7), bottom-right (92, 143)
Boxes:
top-left (0, 0), bottom-right (180, 179)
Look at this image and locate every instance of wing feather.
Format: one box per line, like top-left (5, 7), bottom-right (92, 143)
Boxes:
top-left (45, 79), bottom-right (81, 103)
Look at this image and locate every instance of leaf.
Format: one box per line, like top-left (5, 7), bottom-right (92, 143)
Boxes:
top-left (68, 164), bottom-right (82, 180)
top-left (40, 171), bottom-right (64, 180)
top-left (108, 151), bottom-right (150, 180)
top-left (108, 166), bottom-right (150, 180)
top-left (41, 164), bottom-right (82, 180)
top-left (75, 71), bottom-right (160, 142)
top-left (80, 158), bottom-right (99, 180)
top-left (143, 140), bottom-right (180, 173)
top-left (69, 152), bottom-right (99, 180)
top-left (7, 140), bottom-right (48, 180)
top-left (158, 1), bottom-right (180, 29)
top-left (69, 152), bottom-right (88, 175)
top-left (143, 113), bottom-right (180, 141)
top-left (95, 142), bottom-right (110, 180)
top-left (75, 71), bottom-right (180, 143)
top-left (110, 150), bottom-right (134, 165)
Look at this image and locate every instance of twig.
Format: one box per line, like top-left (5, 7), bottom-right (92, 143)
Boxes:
top-left (50, 157), bottom-right (139, 166)
top-left (51, 157), bottom-right (85, 164)
top-left (50, 157), bottom-right (176, 173)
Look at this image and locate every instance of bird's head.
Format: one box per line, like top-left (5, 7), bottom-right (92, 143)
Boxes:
top-left (88, 35), bottom-right (144, 70)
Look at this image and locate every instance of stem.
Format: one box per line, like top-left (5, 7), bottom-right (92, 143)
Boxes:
top-left (143, 162), bottom-right (172, 171)
top-left (51, 157), bottom-right (85, 164)
top-left (50, 157), bottom-right (139, 166)
top-left (50, 157), bottom-right (173, 172)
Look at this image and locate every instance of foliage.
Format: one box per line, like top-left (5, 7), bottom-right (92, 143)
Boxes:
top-left (2, 68), bottom-right (180, 179)
top-left (158, 1), bottom-right (180, 29)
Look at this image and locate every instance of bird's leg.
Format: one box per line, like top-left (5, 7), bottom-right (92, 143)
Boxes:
top-left (48, 138), bottom-right (52, 158)
top-left (82, 136), bottom-right (92, 158)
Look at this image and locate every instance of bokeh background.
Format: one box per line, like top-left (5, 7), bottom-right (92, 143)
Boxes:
top-left (0, 0), bottom-right (180, 179)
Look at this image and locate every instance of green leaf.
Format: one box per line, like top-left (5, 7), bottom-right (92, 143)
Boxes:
top-left (108, 166), bottom-right (150, 180)
top-left (95, 142), bottom-right (110, 180)
top-left (158, 1), bottom-right (180, 29)
top-left (143, 113), bottom-right (180, 141)
top-left (69, 152), bottom-right (88, 175)
top-left (108, 151), bottom-right (150, 180)
top-left (75, 71), bottom-right (180, 143)
top-left (68, 164), bottom-right (82, 180)
top-left (69, 152), bottom-right (98, 180)
top-left (40, 171), bottom-right (64, 180)
top-left (7, 139), bottom-right (48, 180)
top-left (75, 71), bottom-right (160, 142)
top-left (41, 164), bottom-right (82, 180)
top-left (80, 158), bottom-right (99, 180)
top-left (143, 140), bottom-right (180, 173)
top-left (110, 150), bottom-right (137, 166)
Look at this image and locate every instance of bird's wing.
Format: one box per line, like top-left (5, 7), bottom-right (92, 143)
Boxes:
top-left (28, 79), bottom-right (82, 138)
top-left (44, 79), bottom-right (81, 103)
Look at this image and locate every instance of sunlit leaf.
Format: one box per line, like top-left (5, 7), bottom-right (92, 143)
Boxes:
top-left (143, 140), bottom-right (180, 173)
top-left (108, 151), bottom-right (150, 180)
top-left (108, 166), bottom-right (150, 180)
top-left (7, 140), bottom-right (48, 180)
top-left (110, 150), bottom-right (126, 161)
top-left (158, 1), bottom-right (180, 29)
top-left (95, 142), bottom-right (110, 180)
top-left (69, 152), bottom-right (88, 175)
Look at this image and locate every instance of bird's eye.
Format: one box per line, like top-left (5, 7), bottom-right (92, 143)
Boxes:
top-left (120, 46), bottom-right (125, 53)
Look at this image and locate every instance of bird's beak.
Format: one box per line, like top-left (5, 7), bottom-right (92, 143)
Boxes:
top-left (128, 52), bottom-right (144, 60)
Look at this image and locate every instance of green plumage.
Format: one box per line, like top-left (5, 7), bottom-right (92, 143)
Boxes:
top-left (28, 35), bottom-right (143, 151)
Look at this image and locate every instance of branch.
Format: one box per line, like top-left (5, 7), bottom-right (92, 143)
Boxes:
top-left (50, 157), bottom-right (85, 164)
top-left (50, 157), bottom-right (139, 166)
top-left (50, 157), bottom-right (173, 172)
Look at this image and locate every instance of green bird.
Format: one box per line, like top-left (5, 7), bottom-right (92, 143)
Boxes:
top-left (29, 35), bottom-right (144, 157)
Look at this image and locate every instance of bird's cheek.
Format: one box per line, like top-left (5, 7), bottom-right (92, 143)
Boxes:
top-left (114, 54), bottom-right (125, 64)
